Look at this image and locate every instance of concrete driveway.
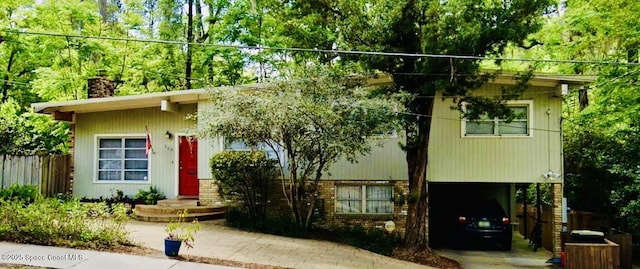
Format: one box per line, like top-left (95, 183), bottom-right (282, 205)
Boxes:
top-left (127, 220), bottom-right (436, 269)
top-left (435, 233), bottom-right (556, 269)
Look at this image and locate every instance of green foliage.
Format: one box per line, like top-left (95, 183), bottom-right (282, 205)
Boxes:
top-left (165, 210), bottom-right (200, 249)
top-left (0, 198), bottom-right (129, 248)
top-left (309, 0), bottom-right (552, 247)
top-left (200, 65), bottom-right (401, 229)
top-left (225, 207), bottom-right (400, 255)
top-left (224, 207), bottom-right (308, 238)
top-left (336, 225), bottom-right (401, 256)
top-left (0, 99), bottom-right (69, 155)
top-left (0, 184), bottom-right (39, 204)
top-left (210, 150), bottom-right (277, 228)
top-left (134, 185), bottom-right (166, 205)
top-left (80, 189), bottom-right (140, 215)
top-left (515, 184), bottom-right (552, 207)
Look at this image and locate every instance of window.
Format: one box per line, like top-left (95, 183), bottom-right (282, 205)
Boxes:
top-left (97, 137), bottom-right (148, 181)
top-left (463, 102), bottom-right (531, 137)
top-left (335, 185), bottom-right (393, 214)
top-left (373, 130), bottom-right (398, 138)
top-left (223, 137), bottom-right (280, 160)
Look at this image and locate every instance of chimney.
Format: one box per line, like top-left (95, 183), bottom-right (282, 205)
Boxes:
top-left (87, 69), bottom-right (115, 99)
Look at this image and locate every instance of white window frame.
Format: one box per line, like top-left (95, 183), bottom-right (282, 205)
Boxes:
top-left (461, 100), bottom-right (534, 138)
top-left (335, 184), bottom-right (394, 214)
top-left (221, 137), bottom-right (285, 164)
top-left (373, 130), bottom-right (399, 138)
top-left (93, 134), bottom-right (151, 183)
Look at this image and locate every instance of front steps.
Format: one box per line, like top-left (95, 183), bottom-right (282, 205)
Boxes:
top-left (134, 199), bottom-right (226, 222)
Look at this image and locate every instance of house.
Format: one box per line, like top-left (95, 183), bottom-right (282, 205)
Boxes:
top-left (32, 72), bottom-right (593, 256)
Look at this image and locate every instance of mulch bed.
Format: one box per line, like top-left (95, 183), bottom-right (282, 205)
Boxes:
top-left (392, 247), bottom-right (463, 269)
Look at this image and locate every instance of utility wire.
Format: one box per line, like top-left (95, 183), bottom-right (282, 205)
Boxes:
top-left (4, 30), bottom-right (640, 67)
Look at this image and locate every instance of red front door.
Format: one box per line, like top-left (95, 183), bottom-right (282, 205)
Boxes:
top-left (179, 136), bottom-right (199, 196)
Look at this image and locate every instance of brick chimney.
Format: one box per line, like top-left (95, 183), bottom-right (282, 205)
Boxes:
top-left (87, 69), bottom-right (115, 98)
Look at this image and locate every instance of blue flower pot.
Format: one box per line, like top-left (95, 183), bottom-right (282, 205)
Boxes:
top-left (164, 238), bottom-right (182, 256)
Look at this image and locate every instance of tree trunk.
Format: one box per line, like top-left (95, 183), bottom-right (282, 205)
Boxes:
top-left (403, 98), bottom-right (434, 250)
top-left (184, 0), bottom-right (194, 90)
top-left (578, 88), bottom-right (588, 111)
top-left (99, 0), bottom-right (108, 24)
top-left (194, 0), bottom-right (205, 40)
top-left (1, 49), bottom-right (16, 103)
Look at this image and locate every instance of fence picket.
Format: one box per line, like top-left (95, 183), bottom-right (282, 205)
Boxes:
top-left (0, 154), bottom-right (70, 196)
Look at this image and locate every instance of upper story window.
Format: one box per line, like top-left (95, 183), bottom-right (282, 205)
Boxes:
top-left (335, 185), bottom-right (393, 214)
top-left (462, 101), bottom-right (533, 137)
top-left (97, 137), bottom-right (149, 182)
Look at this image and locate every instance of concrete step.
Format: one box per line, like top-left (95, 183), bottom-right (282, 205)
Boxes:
top-left (134, 211), bottom-right (225, 222)
top-left (176, 195), bottom-right (199, 200)
top-left (157, 199), bottom-right (200, 207)
top-left (134, 204), bottom-right (226, 215)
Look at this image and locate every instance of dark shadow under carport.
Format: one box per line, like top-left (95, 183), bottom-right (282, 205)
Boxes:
top-left (435, 231), bottom-right (555, 269)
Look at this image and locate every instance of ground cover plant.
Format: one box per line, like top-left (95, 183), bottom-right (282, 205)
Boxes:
top-left (0, 195), bottom-right (130, 249)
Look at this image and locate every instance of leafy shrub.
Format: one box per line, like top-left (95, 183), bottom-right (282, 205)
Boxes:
top-left (80, 189), bottom-right (139, 215)
top-left (0, 198), bottom-right (129, 248)
top-left (211, 151), bottom-right (277, 228)
top-left (226, 208), bottom-right (399, 255)
top-left (165, 210), bottom-right (200, 249)
top-left (225, 207), bottom-right (308, 238)
top-left (0, 184), bottom-right (39, 204)
top-left (134, 185), bottom-right (166, 205)
top-left (336, 225), bottom-right (401, 256)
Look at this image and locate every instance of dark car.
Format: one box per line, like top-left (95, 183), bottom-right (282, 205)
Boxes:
top-left (453, 199), bottom-right (512, 250)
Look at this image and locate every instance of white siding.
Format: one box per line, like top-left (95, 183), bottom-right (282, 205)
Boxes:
top-left (427, 84), bottom-right (563, 183)
top-left (74, 105), bottom-right (197, 198)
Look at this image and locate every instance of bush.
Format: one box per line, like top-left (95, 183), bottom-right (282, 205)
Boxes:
top-left (134, 185), bottom-right (166, 205)
top-left (80, 189), bottom-right (140, 214)
top-left (0, 184), bottom-right (39, 204)
top-left (336, 225), bottom-right (401, 256)
top-left (225, 207), bottom-right (307, 238)
top-left (211, 151), bottom-right (277, 228)
top-left (0, 198), bottom-right (130, 248)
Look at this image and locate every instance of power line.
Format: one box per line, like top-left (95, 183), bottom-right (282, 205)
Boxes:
top-left (0, 79), bottom-right (31, 86)
top-left (222, 84), bottom-right (562, 134)
top-left (4, 30), bottom-right (640, 67)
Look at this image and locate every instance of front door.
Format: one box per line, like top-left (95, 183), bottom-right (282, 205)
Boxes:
top-left (178, 136), bottom-right (199, 196)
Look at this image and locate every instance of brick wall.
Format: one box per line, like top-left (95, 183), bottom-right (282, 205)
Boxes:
top-left (315, 180), bottom-right (409, 236)
top-left (87, 75), bottom-right (114, 99)
top-left (199, 180), bottom-right (223, 206)
top-left (231, 178), bottom-right (410, 236)
top-left (552, 182), bottom-right (563, 256)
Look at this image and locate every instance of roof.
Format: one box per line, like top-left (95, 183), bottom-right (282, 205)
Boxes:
top-left (32, 74), bottom-right (596, 115)
top-left (32, 84), bottom-right (268, 114)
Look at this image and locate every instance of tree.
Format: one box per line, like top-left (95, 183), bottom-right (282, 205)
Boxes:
top-left (531, 0), bottom-right (640, 246)
top-left (199, 66), bottom-right (400, 229)
top-left (311, 0), bottom-right (553, 249)
top-left (0, 98), bottom-right (69, 155)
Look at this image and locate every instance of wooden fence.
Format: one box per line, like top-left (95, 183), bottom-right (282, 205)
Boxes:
top-left (517, 205), bottom-right (554, 251)
top-left (0, 155), bottom-right (70, 197)
top-left (517, 204), bottom-right (632, 267)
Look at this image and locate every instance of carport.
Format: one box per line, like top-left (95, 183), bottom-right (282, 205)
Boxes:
top-left (428, 182), bottom-right (515, 248)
